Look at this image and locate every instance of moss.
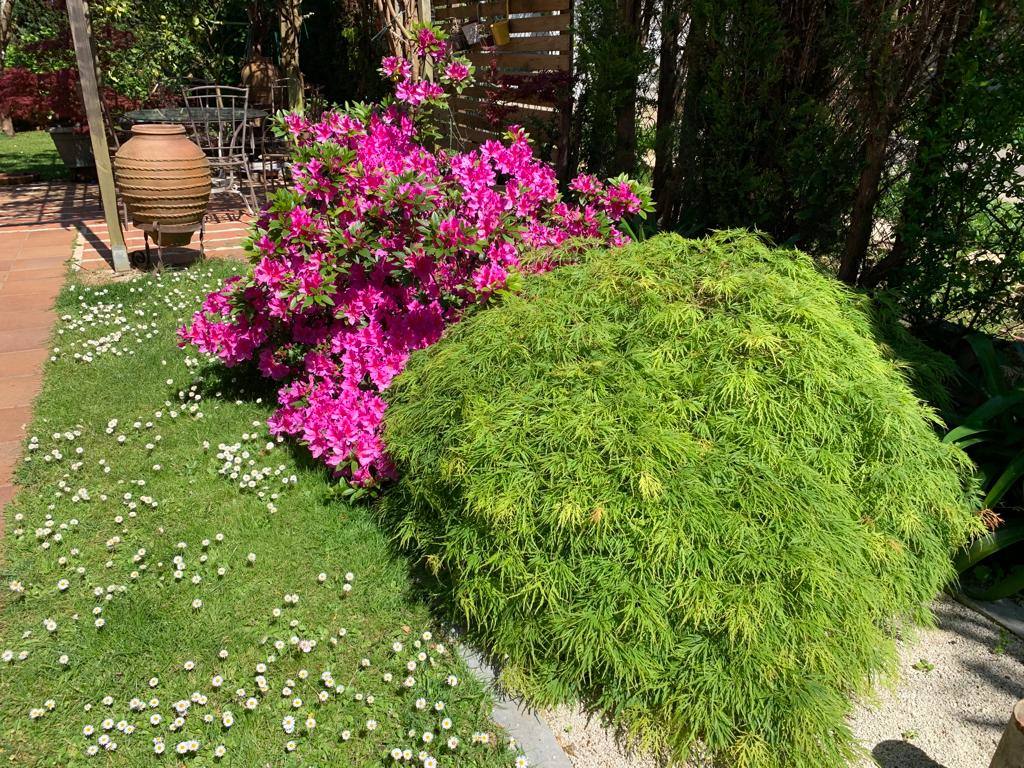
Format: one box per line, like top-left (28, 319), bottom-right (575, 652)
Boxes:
top-left (381, 231), bottom-right (983, 768)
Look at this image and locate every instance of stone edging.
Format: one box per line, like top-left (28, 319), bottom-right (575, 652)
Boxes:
top-left (957, 593), bottom-right (1024, 640)
top-left (459, 645), bottom-right (574, 768)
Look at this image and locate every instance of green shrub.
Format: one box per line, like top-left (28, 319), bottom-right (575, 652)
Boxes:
top-left (380, 231), bottom-right (983, 768)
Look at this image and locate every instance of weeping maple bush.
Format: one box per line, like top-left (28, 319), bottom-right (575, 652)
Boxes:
top-left (180, 25), bottom-right (650, 487)
top-left (381, 232), bottom-right (984, 768)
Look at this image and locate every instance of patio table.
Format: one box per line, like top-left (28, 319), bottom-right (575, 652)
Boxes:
top-left (122, 107), bottom-right (268, 124)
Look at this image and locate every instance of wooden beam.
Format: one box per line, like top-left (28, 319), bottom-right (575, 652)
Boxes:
top-left (66, 0), bottom-right (128, 272)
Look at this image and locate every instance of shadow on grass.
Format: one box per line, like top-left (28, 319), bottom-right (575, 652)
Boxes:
top-left (872, 740), bottom-right (947, 768)
top-left (189, 360), bottom-right (330, 478)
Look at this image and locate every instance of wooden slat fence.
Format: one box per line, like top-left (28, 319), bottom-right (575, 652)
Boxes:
top-left (429, 0), bottom-right (572, 175)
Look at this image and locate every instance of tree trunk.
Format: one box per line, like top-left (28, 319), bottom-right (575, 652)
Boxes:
top-left (861, 0), bottom-right (981, 289)
top-left (839, 120), bottom-right (889, 285)
top-left (611, 0), bottom-right (641, 175)
top-left (652, 0), bottom-right (683, 223)
top-left (278, 0), bottom-right (303, 109)
top-left (667, 4), bottom-right (709, 226)
top-left (0, 0), bottom-right (15, 136)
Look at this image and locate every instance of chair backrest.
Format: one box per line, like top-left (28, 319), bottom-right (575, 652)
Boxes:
top-left (182, 85), bottom-right (251, 163)
top-left (258, 78), bottom-right (290, 113)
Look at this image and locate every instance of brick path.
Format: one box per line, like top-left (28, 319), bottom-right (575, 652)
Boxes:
top-left (0, 182), bottom-right (250, 533)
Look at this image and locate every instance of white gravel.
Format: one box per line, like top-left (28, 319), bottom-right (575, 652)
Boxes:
top-left (541, 597), bottom-right (1024, 768)
top-left (850, 596), bottom-right (1024, 768)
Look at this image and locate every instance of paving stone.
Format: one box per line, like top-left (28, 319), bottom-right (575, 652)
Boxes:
top-left (0, 310), bottom-right (56, 331)
top-left (0, 327), bottom-right (52, 353)
top-left (0, 348), bottom-right (49, 377)
top-left (0, 293), bottom-right (58, 312)
top-left (0, 375), bottom-right (42, 410)
top-left (0, 405), bottom-right (32, 444)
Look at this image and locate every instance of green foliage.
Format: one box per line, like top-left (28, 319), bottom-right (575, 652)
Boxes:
top-left (664, 1), bottom-right (860, 250)
top-left (946, 336), bottom-right (1024, 599)
top-left (878, 4), bottom-right (1024, 335)
top-left (8, 0), bottom-right (251, 102)
top-left (381, 231), bottom-right (984, 768)
top-left (572, 0), bottom-right (653, 177)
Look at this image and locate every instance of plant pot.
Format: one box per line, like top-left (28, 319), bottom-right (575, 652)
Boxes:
top-left (490, 19), bottom-right (510, 46)
top-left (48, 127), bottom-right (95, 170)
top-left (113, 124), bottom-right (211, 247)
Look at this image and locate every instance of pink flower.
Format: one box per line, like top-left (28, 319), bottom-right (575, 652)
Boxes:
top-left (179, 50), bottom-right (650, 488)
top-left (381, 56), bottom-right (413, 80)
top-left (444, 61), bottom-right (470, 83)
top-left (395, 79), bottom-right (444, 107)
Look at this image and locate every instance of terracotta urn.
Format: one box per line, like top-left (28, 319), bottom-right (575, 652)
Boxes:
top-left (241, 57), bottom-right (281, 108)
top-left (114, 124), bottom-right (211, 247)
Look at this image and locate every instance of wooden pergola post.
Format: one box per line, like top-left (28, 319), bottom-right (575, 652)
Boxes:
top-left (66, 0), bottom-right (129, 273)
top-left (991, 699), bottom-right (1024, 768)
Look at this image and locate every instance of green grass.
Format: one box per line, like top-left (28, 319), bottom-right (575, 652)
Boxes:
top-left (0, 130), bottom-right (67, 180)
top-left (0, 263), bottom-right (517, 767)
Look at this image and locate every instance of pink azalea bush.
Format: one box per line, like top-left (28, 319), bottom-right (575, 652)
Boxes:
top-left (181, 24), bottom-right (651, 488)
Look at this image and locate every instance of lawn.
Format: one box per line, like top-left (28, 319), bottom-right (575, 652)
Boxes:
top-left (0, 130), bottom-right (67, 180)
top-left (0, 263), bottom-right (519, 767)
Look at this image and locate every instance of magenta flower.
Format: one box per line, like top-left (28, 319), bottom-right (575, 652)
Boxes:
top-left (180, 48), bottom-right (650, 487)
top-left (444, 61), bottom-right (470, 83)
top-left (381, 56), bottom-right (412, 80)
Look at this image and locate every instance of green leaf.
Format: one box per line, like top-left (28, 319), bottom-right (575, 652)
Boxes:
top-left (967, 334), bottom-right (1010, 397)
top-left (983, 448), bottom-right (1024, 509)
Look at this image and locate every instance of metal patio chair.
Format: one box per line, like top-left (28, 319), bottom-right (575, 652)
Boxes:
top-left (252, 78), bottom-right (294, 196)
top-left (182, 84), bottom-right (258, 214)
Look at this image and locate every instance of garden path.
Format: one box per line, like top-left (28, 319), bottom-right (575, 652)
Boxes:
top-left (0, 181), bottom-right (250, 537)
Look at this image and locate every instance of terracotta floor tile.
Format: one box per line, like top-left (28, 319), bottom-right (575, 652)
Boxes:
top-left (4, 266), bottom-right (66, 284)
top-left (0, 456), bottom-right (15, 486)
top-left (0, 278), bottom-right (63, 300)
top-left (0, 310), bottom-right (56, 331)
top-left (16, 245), bottom-right (74, 261)
top-left (0, 375), bottom-right (42, 410)
top-left (0, 405), bottom-right (33, 443)
top-left (0, 326), bottom-right (52, 353)
top-left (0, 348), bottom-right (49, 377)
top-left (0, 439), bottom-right (20, 462)
top-left (0, 292), bottom-right (59, 312)
top-left (25, 229), bottom-right (75, 243)
top-left (9, 253), bottom-right (72, 270)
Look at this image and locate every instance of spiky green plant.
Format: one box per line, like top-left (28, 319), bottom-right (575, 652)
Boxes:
top-left (379, 231), bottom-right (984, 768)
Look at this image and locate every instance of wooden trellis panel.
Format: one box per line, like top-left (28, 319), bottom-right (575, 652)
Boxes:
top-left (428, 0), bottom-right (572, 175)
